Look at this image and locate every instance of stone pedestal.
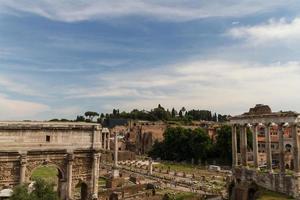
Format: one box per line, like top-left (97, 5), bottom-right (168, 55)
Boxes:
top-left (112, 168), bottom-right (120, 178)
top-left (106, 177), bottom-right (124, 189)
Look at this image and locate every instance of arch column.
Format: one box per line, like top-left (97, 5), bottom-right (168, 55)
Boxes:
top-left (92, 152), bottom-right (101, 199)
top-left (231, 124), bottom-right (238, 167)
top-left (66, 153), bottom-right (74, 200)
top-left (19, 153), bottom-right (27, 184)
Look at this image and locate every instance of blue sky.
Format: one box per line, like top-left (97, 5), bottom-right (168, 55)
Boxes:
top-left (1, 0), bottom-right (300, 120)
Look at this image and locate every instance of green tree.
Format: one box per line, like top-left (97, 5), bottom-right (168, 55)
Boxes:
top-left (149, 127), bottom-right (212, 163)
top-left (75, 115), bottom-right (85, 122)
top-left (10, 185), bottom-right (31, 200)
top-left (171, 108), bottom-right (177, 118)
top-left (10, 178), bottom-right (59, 200)
top-left (31, 178), bottom-right (59, 200)
top-left (213, 125), bottom-right (232, 163)
top-left (84, 111), bottom-right (99, 121)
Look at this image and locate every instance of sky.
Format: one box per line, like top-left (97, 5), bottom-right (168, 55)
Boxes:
top-left (1, 0), bottom-right (300, 120)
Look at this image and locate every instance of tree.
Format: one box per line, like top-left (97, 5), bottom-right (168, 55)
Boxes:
top-left (10, 178), bottom-right (59, 200)
top-left (10, 185), bottom-right (31, 200)
top-left (84, 111), bottom-right (99, 121)
top-left (149, 127), bottom-right (212, 163)
top-left (171, 108), bottom-right (177, 118)
top-left (75, 115), bottom-right (85, 122)
top-left (213, 125), bottom-right (232, 163)
top-left (31, 178), bottom-right (59, 200)
top-left (179, 110), bottom-right (183, 118)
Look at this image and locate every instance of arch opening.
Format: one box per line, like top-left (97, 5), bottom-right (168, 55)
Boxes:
top-left (75, 181), bottom-right (88, 200)
top-left (30, 165), bottom-right (66, 200)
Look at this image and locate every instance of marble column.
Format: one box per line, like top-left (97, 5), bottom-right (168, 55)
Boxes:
top-left (278, 124), bottom-right (285, 174)
top-left (240, 125), bottom-right (248, 166)
top-left (252, 124), bottom-right (259, 169)
top-left (66, 153), bottom-right (74, 200)
top-left (265, 124), bottom-right (273, 172)
top-left (114, 133), bottom-right (118, 167)
top-left (92, 152), bottom-right (100, 199)
top-left (19, 153), bottom-right (27, 184)
top-left (231, 124), bottom-right (238, 167)
top-left (292, 124), bottom-right (300, 174)
top-left (149, 159), bottom-right (153, 175)
top-left (112, 133), bottom-right (119, 178)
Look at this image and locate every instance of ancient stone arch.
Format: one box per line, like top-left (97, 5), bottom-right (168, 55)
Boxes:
top-left (0, 122), bottom-right (111, 200)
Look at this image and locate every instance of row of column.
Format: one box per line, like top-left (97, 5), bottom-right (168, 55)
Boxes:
top-left (232, 123), bottom-right (299, 174)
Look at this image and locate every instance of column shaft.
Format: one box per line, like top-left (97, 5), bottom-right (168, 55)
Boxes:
top-left (19, 154), bottom-right (27, 184)
top-left (240, 126), bottom-right (248, 166)
top-left (149, 159), bottom-right (153, 175)
top-left (114, 133), bottom-right (118, 167)
top-left (266, 125), bottom-right (272, 172)
top-left (92, 153), bottom-right (100, 198)
top-left (231, 125), bottom-right (238, 167)
top-left (292, 124), bottom-right (300, 173)
top-left (278, 125), bottom-right (285, 174)
top-left (252, 125), bottom-right (259, 169)
top-left (67, 153), bottom-right (74, 200)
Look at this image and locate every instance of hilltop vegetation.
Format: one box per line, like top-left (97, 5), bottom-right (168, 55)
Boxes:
top-left (49, 104), bottom-right (229, 123)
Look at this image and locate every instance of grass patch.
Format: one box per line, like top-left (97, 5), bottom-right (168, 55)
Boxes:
top-left (98, 177), bottom-right (106, 186)
top-left (155, 162), bottom-right (219, 177)
top-left (31, 166), bottom-right (58, 184)
top-left (258, 189), bottom-right (294, 200)
top-left (157, 189), bottom-right (198, 200)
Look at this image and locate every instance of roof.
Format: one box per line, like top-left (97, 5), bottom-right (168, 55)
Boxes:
top-left (229, 104), bottom-right (300, 125)
top-left (0, 121), bottom-right (101, 130)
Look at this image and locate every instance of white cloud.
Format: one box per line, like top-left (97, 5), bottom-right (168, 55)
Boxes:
top-left (64, 59), bottom-right (300, 115)
top-left (0, 0), bottom-right (294, 22)
top-left (0, 75), bottom-right (43, 96)
top-left (0, 94), bottom-right (50, 120)
top-left (228, 17), bottom-right (300, 44)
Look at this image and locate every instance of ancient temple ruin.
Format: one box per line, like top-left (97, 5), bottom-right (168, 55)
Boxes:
top-left (230, 104), bottom-right (300, 199)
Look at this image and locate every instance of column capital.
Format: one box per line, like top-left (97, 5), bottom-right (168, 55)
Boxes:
top-left (93, 152), bottom-right (101, 160)
top-left (93, 125), bottom-right (101, 131)
top-left (265, 122), bottom-right (276, 127)
top-left (252, 123), bottom-right (261, 127)
top-left (67, 153), bottom-right (74, 162)
top-left (20, 153), bottom-right (27, 165)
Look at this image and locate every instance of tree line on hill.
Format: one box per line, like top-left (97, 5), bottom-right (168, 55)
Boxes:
top-left (48, 104), bottom-right (229, 123)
